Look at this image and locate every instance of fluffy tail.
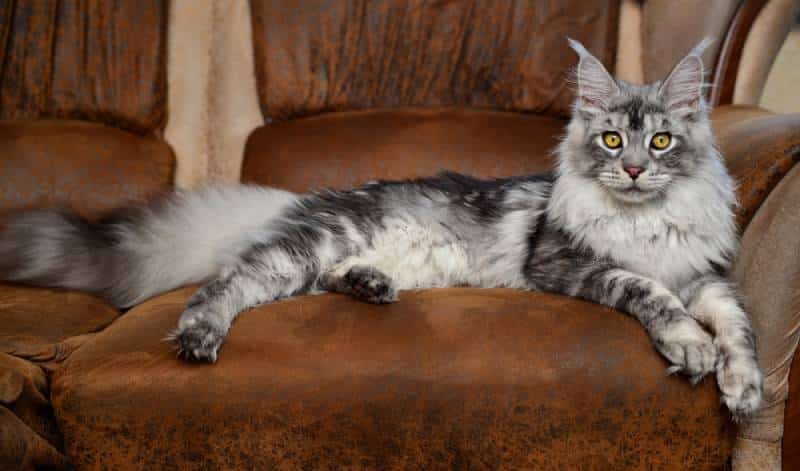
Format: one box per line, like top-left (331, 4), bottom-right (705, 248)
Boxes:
top-left (0, 185), bottom-right (298, 308)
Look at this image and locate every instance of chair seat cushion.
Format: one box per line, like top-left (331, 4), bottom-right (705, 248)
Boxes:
top-left (243, 107), bottom-right (565, 192)
top-left (0, 284), bottom-right (119, 361)
top-left (51, 287), bottom-right (734, 469)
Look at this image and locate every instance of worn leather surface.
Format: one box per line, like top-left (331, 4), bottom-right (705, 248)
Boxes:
top-left (729, 164), bottom-right (800, 469)
top-left (0, 307), bottom-right (101, 471)
top-left (641, 0), bottom-right (739, 85)
top-left (52, 286), bottom-right (735, 470)
top-left (0, 120), bottom-right (174, 218)
top-left (0, 352), bottom-right (67, 471)
top-left (0, 284), bottom-right (119, 360)
top-left (786, 334), bottom-right (800, 470)
top-left (0, 283), bottom-right (116, 471)
top-left (243, 107), bottom-right (563, 191)
top-left (249, 0), bottom-right (619, 121)
top-left (0, 405), bottom-right (67, 471)
top-left (711, 104), bottom-right (775, 130)
top-left (710, 106), bottom-right (800, 229)
top-left (0, 346), bottom-right (67, 471)
top-left (0, 0), bottom-right (168, 134)
top-left (0, 353), bottom-right (59, 446)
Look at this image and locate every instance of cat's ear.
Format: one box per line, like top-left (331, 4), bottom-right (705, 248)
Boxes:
top-left (659, 38), bottom-right (712, 114)
top-left (568, 38), bottom-right (620, 113)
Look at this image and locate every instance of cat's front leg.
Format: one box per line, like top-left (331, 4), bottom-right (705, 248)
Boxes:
top-left (170, 274), bottom-right (253, 363)
top-left (681, 276), bottom-right (763, 418)
top-left (170, 239), bottom-right (325, 362)
top-left (574, 267), bottom-right (718, 380)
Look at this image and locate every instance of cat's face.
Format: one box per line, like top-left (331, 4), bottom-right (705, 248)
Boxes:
top-left (561, 39), bottom-right (715, 204)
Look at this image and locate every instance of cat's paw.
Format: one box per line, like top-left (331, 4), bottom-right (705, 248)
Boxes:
top-left (344, 265), bottom-right (398, 304)
top-left (167, 314), bottom-right (227, 363)
top-left (717, 353), bottom-right (763, 419)
top-left (653, 315), bottom-right (718, 381)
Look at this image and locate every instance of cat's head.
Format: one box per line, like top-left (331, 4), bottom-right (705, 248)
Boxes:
top-left (558, 39), bottom-right (718, 204)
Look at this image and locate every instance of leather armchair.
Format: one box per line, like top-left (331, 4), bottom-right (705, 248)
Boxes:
top-left (1, 1), bottom-right (799, 469)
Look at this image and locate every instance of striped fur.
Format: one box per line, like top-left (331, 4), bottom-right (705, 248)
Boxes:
top-left (0, 40), bottom-right (762, 417)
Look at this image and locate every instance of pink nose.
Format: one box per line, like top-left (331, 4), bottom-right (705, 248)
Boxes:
top-left (624, 166), bottom-right (644, 179)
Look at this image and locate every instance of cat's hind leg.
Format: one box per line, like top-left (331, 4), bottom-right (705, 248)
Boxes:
top-left (318, 265), bottom-right (398, 304)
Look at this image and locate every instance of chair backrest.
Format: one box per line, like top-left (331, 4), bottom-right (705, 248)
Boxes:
top-left (237, 0), bottom-right (794, 192)
top-left (0, 0), bottom-right (168, 133)
top-left (249, 0), bottom-right (622, 122)
top-left (0, 0), bottom-right (173, 218)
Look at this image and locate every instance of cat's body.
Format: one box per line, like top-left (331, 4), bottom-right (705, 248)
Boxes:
top-left (0, 40), bottom-right (763, 418)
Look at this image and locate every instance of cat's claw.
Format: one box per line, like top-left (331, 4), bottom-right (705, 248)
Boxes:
top-left (654, 316), bottom-right (718, 380)
top-left (169, 317), bottom-right (226, 363)
top-left (717, 353), bottom-right (763, 419)
top-left (665, 365), bottom-right (706, 386)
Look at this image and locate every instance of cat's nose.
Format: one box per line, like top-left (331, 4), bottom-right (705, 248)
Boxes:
top-left (624, 166), bottom-right (644, 179)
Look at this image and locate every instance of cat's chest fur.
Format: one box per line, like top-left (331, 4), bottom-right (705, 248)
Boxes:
top-left (549, 177), bottom-right (736, 291)
top-left (576, 212), bottom-right (717, 289)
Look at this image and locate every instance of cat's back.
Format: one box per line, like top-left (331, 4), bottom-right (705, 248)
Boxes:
top-left (321, 172), bottom-right (554, 290)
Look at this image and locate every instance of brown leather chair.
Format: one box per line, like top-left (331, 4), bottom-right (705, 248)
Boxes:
top-left (2, 1), bottom-right (800, 469)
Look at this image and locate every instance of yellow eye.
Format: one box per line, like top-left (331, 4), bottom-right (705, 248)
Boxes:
top-left (602, 132), bottom-right (622, 149)
top-left (651, 133), bottom-right (672, 150)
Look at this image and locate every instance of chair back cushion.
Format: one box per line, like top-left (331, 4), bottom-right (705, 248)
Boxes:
top-left (250, 0), bottom-right (620, 121)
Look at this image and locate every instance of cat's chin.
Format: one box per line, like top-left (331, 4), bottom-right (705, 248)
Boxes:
top-left (607, 186), bottom-right (662, 205)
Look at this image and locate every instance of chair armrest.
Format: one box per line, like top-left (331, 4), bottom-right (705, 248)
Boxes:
top-left (711, 105), bottom-right (800, 229)
top-left (731, 162), bottom-right (800, 469)
top-left (713, 105), bottom-right (800, 468)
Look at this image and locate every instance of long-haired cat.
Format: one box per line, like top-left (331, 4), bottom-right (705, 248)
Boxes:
top-left (0, 39), bottom-right (762, 418)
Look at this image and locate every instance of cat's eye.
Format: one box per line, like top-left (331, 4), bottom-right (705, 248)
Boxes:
top-left (602, 132), bottom-right (622, 149)
top-left (650, 133), bottom-right (672, 150)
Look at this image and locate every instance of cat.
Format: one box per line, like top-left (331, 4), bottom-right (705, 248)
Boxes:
top-left (0, 39), bottom-right (763, 418)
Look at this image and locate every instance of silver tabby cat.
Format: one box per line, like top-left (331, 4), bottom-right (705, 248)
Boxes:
top-left (0, 40), bottom-right (763, 417)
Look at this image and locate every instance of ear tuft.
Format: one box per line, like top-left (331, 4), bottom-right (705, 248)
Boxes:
top-left (568, 37), bottom-right (620, 113)
top-left (659, 38), bottom-right (713, 114)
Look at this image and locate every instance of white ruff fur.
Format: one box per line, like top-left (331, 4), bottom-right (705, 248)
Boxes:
top-left (549, 148), bottom-right (738, 291)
